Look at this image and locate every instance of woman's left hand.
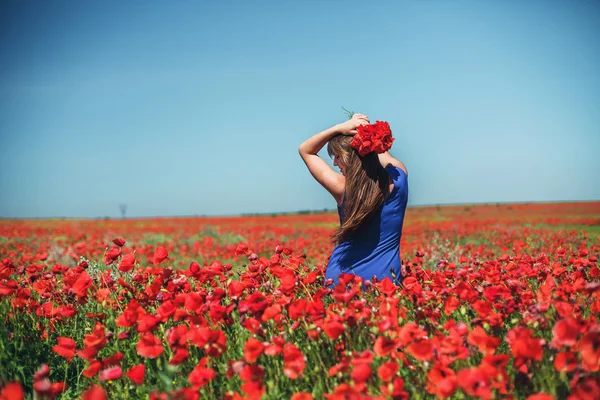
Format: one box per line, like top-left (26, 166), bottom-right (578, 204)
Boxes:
top-left (336, 113), bottom-right (370, 135)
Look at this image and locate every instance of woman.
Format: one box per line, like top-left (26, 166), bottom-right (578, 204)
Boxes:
top-left (298, 113), bottom-right (409, 287)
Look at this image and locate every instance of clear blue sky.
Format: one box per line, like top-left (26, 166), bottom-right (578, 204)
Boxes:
top-left (1, 0), bottom-right (599, 218)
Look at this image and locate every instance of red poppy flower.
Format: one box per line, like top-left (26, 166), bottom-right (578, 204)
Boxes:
top-left (427, 364), bottom-right (458, 399)
top-left (80, 322), bottom-right (107, 360)
top-left (153, 246), bottom-right (168, 265)
top-left (552, 318), bottom-right (581, 348)
top-left (118, 253), bottom-right (136, 272)
top-left (578, 329), bottom-right (600, 372)
top-left (526, 394), bottom-right (554, 400)
top-left (102, 352), bottom-right (123, 368)
top-left (240, 381), bottom-right (265, 399)
top-left (350, 121), bottom-right (394, 157)
top-left (323, 320), bottom-right (345, 340)
top-left (136, 333), bottom-right (164, 358)
top-left (468, 326), bottom-right (500, 355)
top-left (568, 377), bottom-right (600, 400)
top-left (375, 277), bottom-right (398, 295)
top-left (239, 364), bottom-right (265, 382)
top-left (0, 382), bottom-right (24, 400)
top-left (187, 327), bottom-right (227, 357)
top-left (377, 361), bottom-right (399, 382)
top-left (234, 243), bottom-right (249, 256)
top-left (103, 246), bottom-right (122, 265)
top-left (401, 276), bottom-right (422, 296)
top-left (444, 296), bottom-right (460, 316)
top-left (50, 382), bottom-right (67, 397)
top-left (291, 393), bottom-right (313, 400)
top-left (537, 274), bottom-right (556, 304)
top-left (156, 301), bottom-right (176, 322)
top-left (82, 385), bottom-right (107, 400)
top-left (506, 327), bottom-right (544, 362)
top-left (228, 280), bottom-right (248, 300)
top-left (350, 364), bottom-right (371, 383)
top-left (238, 291), bottom-right (269, 315)
top-left (283, 343), bottom-right (305, 380)
top-left (99, 366), bottom-right (122, 382)
top-left (324, 383), bottom-right (362, 400)
top-left (381, 377), bottom-right (409, 399)
top-left (330, 285), bottom-right (359, 303)
top-left (0, 280), bottom-right (18, 297)
top-left (261, 304), bottom-right (282, 322)
top-left (554, 351), bottom-right (578, 373)
top-left (82, 361), bottom-right (102, 378)
top-left (116, 300), bottom-right (143, 328)
top-left (288, 299), bottom-right (308, 320)
top-left (168, 348), bottom-right (190, 366)
top-left (70, 271), bottom-right (92, 298)
top-left (277, 270), bottom-right (297, 294)
top-left (244, 337), bottom-right (265, 363)
top-left (166, 325), bottom-right (188, 347)
top-left (126, 364), bottom-right (145, 385)
top-left (457, 367), bottom-right (492, 400)
top-left (52, 337), bottom-right (76, 361)
top-left (112, 238), bottom-right (125, 247)
top-left (137, 314), bottom-right (159, 333)
top-left (406, 339), bottom-right (434, 361)
top-left (398, 322), bottom-right (427, 346)
top-left (373, 336), bottom-right (398, 357)
top-left (265, 336), bottom-right (285, 357)
top-left (188, 358), bottom-right (216, 389)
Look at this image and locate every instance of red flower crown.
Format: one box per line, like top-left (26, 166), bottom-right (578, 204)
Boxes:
top-left (349, 120), bottom-right (394, 157)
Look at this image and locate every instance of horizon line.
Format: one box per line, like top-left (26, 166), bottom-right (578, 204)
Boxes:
top-left (1, 199), bottom-right (598, 221)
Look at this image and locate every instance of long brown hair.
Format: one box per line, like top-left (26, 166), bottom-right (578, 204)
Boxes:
top-left (327, 135), bottom-right (389, 245)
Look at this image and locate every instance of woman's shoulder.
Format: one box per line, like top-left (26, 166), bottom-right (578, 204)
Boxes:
top-left (384, 164), bottom-right (408, 204)
top-left (384, 163), bottom-right (408, 178)
top-left (384, 164), bottom-right (408, 187)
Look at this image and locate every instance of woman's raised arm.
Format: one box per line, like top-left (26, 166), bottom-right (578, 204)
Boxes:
top-left (298, 116), bottom-right (369, 204)
top-left (378, 151), bottom-right (408, 176)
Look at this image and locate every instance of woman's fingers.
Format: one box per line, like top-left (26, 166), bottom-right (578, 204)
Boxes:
top-left (355, 115), bottom-right (370, 124)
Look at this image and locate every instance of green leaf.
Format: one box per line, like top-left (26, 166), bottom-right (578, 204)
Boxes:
top-left (158, 372), bottom-right (173, 391)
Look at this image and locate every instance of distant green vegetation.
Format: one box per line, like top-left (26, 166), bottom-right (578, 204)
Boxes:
top-left (529, 223), bottom-right (600, 239)
top-left (194, 226), bottom-right (247, 246)
top-left (142, 233), bottom-right (174, 245)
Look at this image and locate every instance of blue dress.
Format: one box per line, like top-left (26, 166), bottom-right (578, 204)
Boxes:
top-left (326, 165), bottom-right (408, 286)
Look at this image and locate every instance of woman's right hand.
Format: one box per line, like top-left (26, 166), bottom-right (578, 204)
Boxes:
top-left (336, 113), bottom-right (370, 135)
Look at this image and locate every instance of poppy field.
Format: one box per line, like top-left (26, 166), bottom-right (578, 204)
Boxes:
top-left (0, 202), bottom-right (599, 400)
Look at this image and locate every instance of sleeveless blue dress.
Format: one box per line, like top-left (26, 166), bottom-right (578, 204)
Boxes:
top-left (326, 165), bottom-right (408, 287)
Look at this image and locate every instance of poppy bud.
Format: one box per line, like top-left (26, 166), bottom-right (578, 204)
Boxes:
top-left (33, 364), bottom-right (50, 381)
top-left (33, 379), bottom-right (51, 393)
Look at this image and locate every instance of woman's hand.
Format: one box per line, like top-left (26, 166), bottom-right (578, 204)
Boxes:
top-left (336, 113), bottom-right (370, 135)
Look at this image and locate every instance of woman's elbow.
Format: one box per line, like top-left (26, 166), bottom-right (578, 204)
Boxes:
top-left (298, 144), bottom-right (308, 157)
